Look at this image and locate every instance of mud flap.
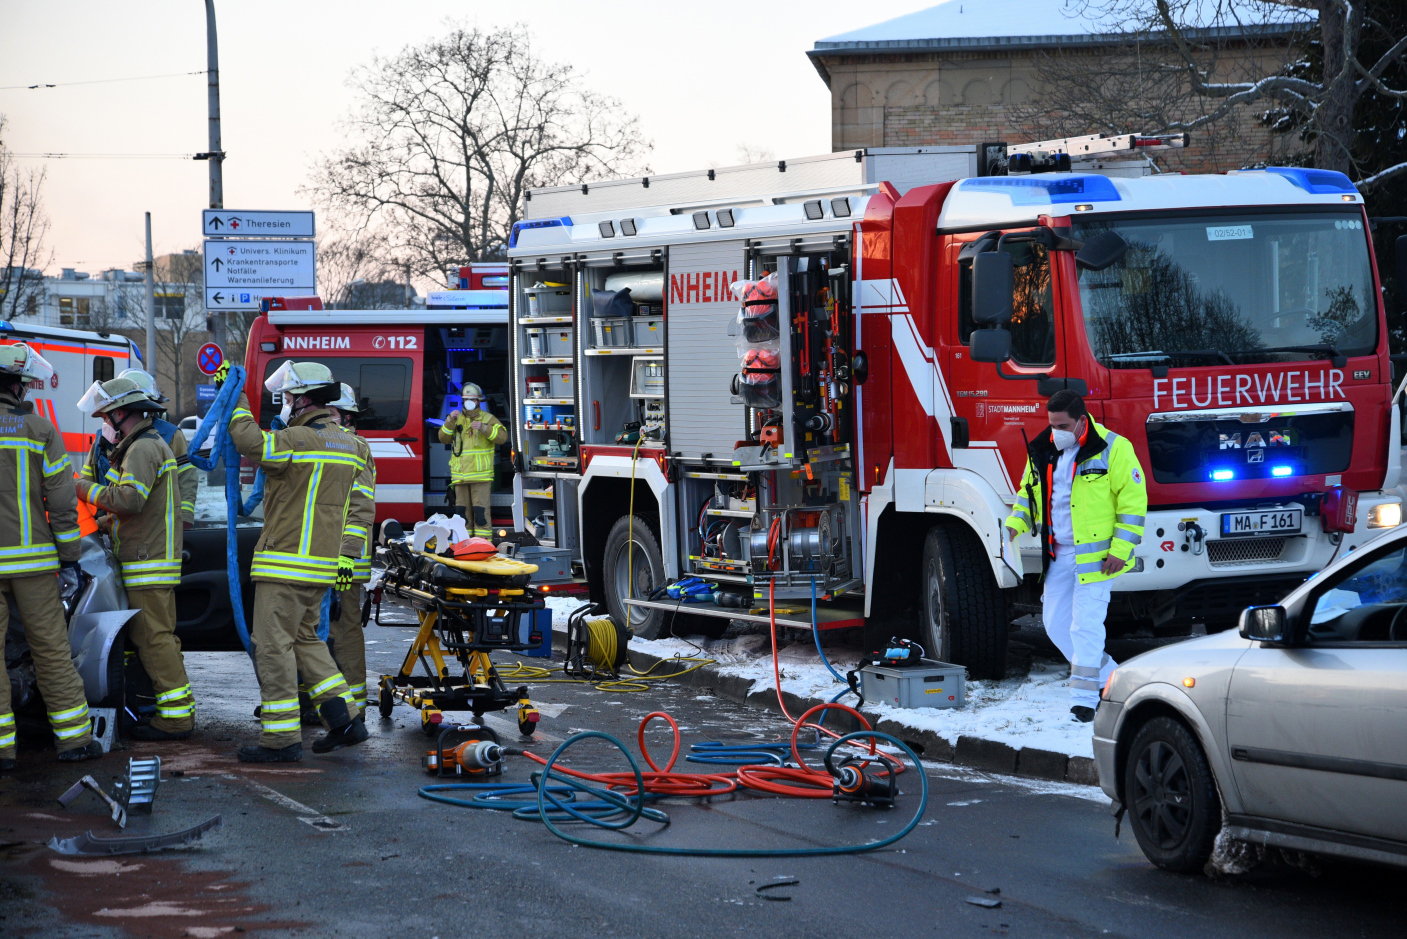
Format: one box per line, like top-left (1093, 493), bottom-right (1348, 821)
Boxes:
top-left (69, 610), bottom-right (140, 705)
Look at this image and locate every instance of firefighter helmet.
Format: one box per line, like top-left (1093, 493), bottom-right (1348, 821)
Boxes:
top-left (265, 360), bottom-right (337, 398)
top-left (461, 382), bottom-right (483, 401)
top-left (328, 383), bottom-right (360, 413)
top-left (0, 343), bottom-right (55, 384)
top-left (77, 377), bottom-right (163, 417)
top-left (117, 367), bottom-right (169, 404)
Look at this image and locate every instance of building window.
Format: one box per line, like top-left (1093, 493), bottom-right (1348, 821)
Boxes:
top-left (93, 356), bottom-right (114, 383)
top-left (156, 293), bottom-right (185, 319)
top-left (58, 297), bottom-right (94, 327)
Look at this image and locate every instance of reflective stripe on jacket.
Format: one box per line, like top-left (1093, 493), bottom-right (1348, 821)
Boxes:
top-left (1005, 419), bottom-right (1148, 585)
top-left (77, 418), bottom-right (182, 588)
top-left (339, 427), bottom-right (376, 583)
top-left (88, 418), bottom-right (196, 526)
top-left (227, 394), bottom-right (364, 586)
top-left (438, 409), bottom-right (505, 483)
top-left (0, 390), bottom-right (81, 575)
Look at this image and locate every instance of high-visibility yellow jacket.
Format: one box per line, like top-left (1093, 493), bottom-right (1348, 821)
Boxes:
top-left (1005, 419), bottom-right (1148, 585)
top-left (438, 408), bottom-right (505, 484)
top-left (227, 394), bottom-right (365, 586)
top-left (338, 426), bottom-right (375, 584)
top-left (77, 417), bottom-right (182, 589)
top-left (0, 390), bottom-right (81, 576)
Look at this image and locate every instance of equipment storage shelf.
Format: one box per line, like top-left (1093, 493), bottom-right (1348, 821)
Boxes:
top-left (518, 315), bottom-right (573, 325)
top-left (578, 261), bottom-right (667, 448)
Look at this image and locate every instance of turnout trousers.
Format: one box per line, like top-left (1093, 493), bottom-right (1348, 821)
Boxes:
top-left (251, 580), bottom-right (352, 749)
top-left (0, 574), bottom-right (93, 756)
top-left (125, 587), bottom-right (194, 732)
top-left (453, 481), bottom-right (493, 537)
top-left (1042, 544), bottom-right (1117, 709)
top-left (327, 585), bottom-right (366, 717)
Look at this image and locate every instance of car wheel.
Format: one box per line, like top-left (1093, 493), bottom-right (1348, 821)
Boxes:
top-left (1123, 716), bottom-right (1221, 872)
top-left (919, 524), bottom-right (1007, 678)
top-left (602, 515), bottom-right (666, 640)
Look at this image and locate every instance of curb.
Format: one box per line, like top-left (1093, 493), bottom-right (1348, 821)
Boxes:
top-left (558, 629), bottom-right (1099, 787)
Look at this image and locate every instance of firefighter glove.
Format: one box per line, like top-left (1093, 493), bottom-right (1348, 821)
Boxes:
top-left (58, 562), bottom-right (82, 601)
top-left (212, 362), bottom-right (230, 386)
top-left (336, 555), bottom-right (355, 591)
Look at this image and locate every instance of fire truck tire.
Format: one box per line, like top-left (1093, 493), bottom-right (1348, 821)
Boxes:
top-left (920, 523), bottom-right (1007, 680)
top-left (602, 515), bottom-right (667, 640)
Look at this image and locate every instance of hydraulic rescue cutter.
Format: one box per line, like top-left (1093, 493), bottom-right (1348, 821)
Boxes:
top-left (376, 535), bottom-right (545, 737)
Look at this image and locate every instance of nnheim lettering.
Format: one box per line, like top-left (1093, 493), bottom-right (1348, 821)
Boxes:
top-left (1153, 370), bottom-right (1345, 409)
top-left (669, 270), bottom-right (740, 306)
top-left (284, 335), bottom-right (351, 351)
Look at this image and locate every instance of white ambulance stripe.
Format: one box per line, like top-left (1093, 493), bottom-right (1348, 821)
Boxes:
top-left (375, 483), bottom-right (423, 502)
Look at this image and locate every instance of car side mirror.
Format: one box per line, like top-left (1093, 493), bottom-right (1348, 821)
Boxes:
top-left (1075, 231), bottom-right (1129, 272)
top-left (969, 328), bottom-right (1012, 364)
top-left (1239, 605), bottom-right (1287, 643)
top-left (971, 251), bottom-right (1014, 325)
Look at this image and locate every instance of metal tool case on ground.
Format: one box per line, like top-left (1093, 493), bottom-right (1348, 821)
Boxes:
top-left (376, 535), bottom-right (545, 736)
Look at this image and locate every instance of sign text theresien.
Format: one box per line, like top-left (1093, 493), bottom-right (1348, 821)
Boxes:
top-left (1153, 369), bottom-right (1345, 409)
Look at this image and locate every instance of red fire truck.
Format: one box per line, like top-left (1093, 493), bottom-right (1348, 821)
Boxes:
top-left (502, 137), bottom-right (1407, 678)
top-left (243, 264), bottom-right (511, 525)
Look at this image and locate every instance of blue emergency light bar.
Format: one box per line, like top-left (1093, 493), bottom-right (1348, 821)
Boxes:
top-left (1211, 469), bottom-right (1235, 481)
top-left (1271, 465), bottom-right (1294, 477)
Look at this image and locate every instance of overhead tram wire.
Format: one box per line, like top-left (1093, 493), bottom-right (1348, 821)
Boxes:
top-left (0, 69), bottom-right (205, 91)
top-left (8, 153), bottom-right (199, 161)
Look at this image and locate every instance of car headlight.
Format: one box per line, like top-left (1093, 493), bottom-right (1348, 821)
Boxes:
top-left (1367, 501), bottom-right (1403, 529)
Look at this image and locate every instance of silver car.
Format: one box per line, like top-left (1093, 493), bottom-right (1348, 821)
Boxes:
top-left (1094, 525), bottom-right (1407, 873)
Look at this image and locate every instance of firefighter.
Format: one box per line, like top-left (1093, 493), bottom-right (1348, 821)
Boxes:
top-left (119, 368), bottom-right (198, 527)
top-left (325, 383), bottom-right (375, 718)
top-left (1004, 390), bottom-right (1147, 723)
top-left (221, 361), bottom-right (368, 762)
top-left (0, 343), bottom-right (102, 768)
top-left (438, 381), bottom-right (505, 537)
top-left (75, 377), bottom-right (194, 741)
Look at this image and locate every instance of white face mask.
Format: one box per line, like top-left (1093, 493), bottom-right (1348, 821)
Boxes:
top-left (463, 399), bottom-right (479, 411)
top-left (1051, 424), bottom-right (1081, 451)
top-left (101, 420), bottom-right (119, 444)
top-left (279, 399), bottom-right (293, 424)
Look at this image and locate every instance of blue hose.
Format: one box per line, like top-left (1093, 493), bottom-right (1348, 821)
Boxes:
top-left (187, 367), bottom-right (252, 655)
top-left (808, 577), bottom-right (858, 725)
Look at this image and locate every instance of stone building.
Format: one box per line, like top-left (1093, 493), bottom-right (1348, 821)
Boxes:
top-left (808, 0), bottom-right (1311, 173)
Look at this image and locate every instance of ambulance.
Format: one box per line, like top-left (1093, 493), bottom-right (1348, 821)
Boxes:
top-left (502, 136), bottom-right (1407, 678)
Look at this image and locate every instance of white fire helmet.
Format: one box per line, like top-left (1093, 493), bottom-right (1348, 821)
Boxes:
top-left (264, 360), bottom-right (336, 398)
top-left (328, 383), bottom-right (360, 413)
top-left (0, 342), bottom-right (55, 385)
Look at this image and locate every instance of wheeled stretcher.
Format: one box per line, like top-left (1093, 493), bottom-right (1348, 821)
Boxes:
top-left (375, 541), bottom-right (546, 736)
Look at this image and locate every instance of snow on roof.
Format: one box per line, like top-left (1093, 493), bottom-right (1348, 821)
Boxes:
top-left (814, 0), bottom-right (1311, 52)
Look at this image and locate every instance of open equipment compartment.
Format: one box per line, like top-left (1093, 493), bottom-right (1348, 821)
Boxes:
top-left (579, 252), bottom-right (667, 449)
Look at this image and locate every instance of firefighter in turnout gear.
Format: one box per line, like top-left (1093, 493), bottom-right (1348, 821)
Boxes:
top-left (0, 343), bottom-right (102, 769)
top-left (1004, 390), bottom-right (1147, 723)
top-left (225, 361), bottom-right (369, 762)
top-left (75, 377), bottom-right (194, 740)
top-left (325, 383), bottom-right (375, 718)
top-left (438, 381), bottom-right (505, 537)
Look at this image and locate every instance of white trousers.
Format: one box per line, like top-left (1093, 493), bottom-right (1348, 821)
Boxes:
top-left (1042, 544), bottom-right (1117, 708)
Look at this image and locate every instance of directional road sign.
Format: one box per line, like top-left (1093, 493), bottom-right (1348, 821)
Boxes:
top-left (197, 342), bottom-right (224, 376)
top-left (203, 210), bottom-right (314, 239)
top-left (203, 239), bottom-right (315, 310)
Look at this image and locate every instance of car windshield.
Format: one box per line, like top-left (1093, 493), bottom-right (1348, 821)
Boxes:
top-left (1075, 210), bottom-right (1377, 369)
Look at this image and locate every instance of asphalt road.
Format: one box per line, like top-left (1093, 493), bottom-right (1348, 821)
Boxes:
top-left (2, 603), bottom-right (1403, 939)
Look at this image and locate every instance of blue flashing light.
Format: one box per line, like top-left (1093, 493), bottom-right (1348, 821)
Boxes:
top-left (0, 321), bottom-right (13, 331)
top-left (1261, 167), bottom-right (1357, 195)
top-left (509, 216), bottom-right (573, 248)
top-left (1271, 465), bottom-right (1294, 477)
top-left (1211, 469), bottom-right (1235, 481)
top-left (959, 174), bottom-right (1121, 206)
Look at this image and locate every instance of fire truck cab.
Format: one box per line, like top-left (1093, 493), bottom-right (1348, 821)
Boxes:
top-left (504, 140), bottom-right (1404, 679)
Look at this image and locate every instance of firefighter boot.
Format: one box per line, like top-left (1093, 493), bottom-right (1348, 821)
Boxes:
top-left (57, 741), bottom-right (105, 763)
top-left (311, 696), bottom-right (368, 753)
top-left (238, 742), bottom-right (304, 763)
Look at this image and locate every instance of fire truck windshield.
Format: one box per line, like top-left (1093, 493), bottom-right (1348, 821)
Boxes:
top-left (1073, 209), bottom-right (1377, 370)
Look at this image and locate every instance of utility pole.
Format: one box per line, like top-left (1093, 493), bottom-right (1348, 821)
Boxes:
top-left (405, 263), bottom-right (413, 310)
top-left (144, 213), bottom-right (156, 372)
top-left (205, 0), bottom-right (226, 348)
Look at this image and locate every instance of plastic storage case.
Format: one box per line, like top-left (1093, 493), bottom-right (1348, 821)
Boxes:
top-left (544, 327), bottom-right (573, 356)
top-left (524, 285), bottom-right (571, 315)
top-left (548, 366), bottom-right (574, 398)
top-left (858, 660), bottom-right (966, 710)
top-left (524, 328), bottom-right (547, 357)
top-left (524, 403), bottom-right (573, 426)
top-left (630, 317), bottom-right (663, 348)
top-left (591, 317), bottom-right (631, 348)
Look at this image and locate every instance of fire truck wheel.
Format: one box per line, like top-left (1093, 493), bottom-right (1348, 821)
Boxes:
top-left (603, 514), bottom-right (666, 640)
top-left (920, 523), bottom-right (1008, 680)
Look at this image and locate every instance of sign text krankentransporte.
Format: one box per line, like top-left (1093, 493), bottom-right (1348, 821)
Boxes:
top-left (205, 240), bottom-right (314, 289)
top-left (1153, 369), bottom-right (1346, 409)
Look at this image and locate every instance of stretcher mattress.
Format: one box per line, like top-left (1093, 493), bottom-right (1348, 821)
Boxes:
top-left (419, 551), bottom-right (539, 576)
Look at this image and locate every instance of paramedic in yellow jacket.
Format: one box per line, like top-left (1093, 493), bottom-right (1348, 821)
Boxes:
top-left (325, 383), bottom-right (375, 718)
top-left (222, 361), bottom-right (368, 762)
top-left (438, 381), bottom-right (505, 537)
top-left (1003, 390), bottom-right (1147, 724)
top-left (0, 343), bottom-right (102, 769)
top-left (75, 377), bottom-right (193, 741)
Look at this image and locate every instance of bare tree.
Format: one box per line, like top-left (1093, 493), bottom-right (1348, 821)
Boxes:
top-left (316, 227), bottom-right (401, 308)
top-left (1032, 2), bottom-right (1407, 187)
top-left (307, 24), bottom-right (650, 277)
top-left (151, 251), bottom-right (209, 418)
top-left (0, 117), bottom-right (53, 319)
top-left (736, 142), bottom-right (777, 164)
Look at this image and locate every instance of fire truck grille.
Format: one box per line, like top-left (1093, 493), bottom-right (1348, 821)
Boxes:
top-left (1206, 536), bottom-right (1291, 566)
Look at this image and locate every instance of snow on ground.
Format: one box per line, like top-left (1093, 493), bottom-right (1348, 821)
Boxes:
top-left (626, 632), bottom-right (1096, 759)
